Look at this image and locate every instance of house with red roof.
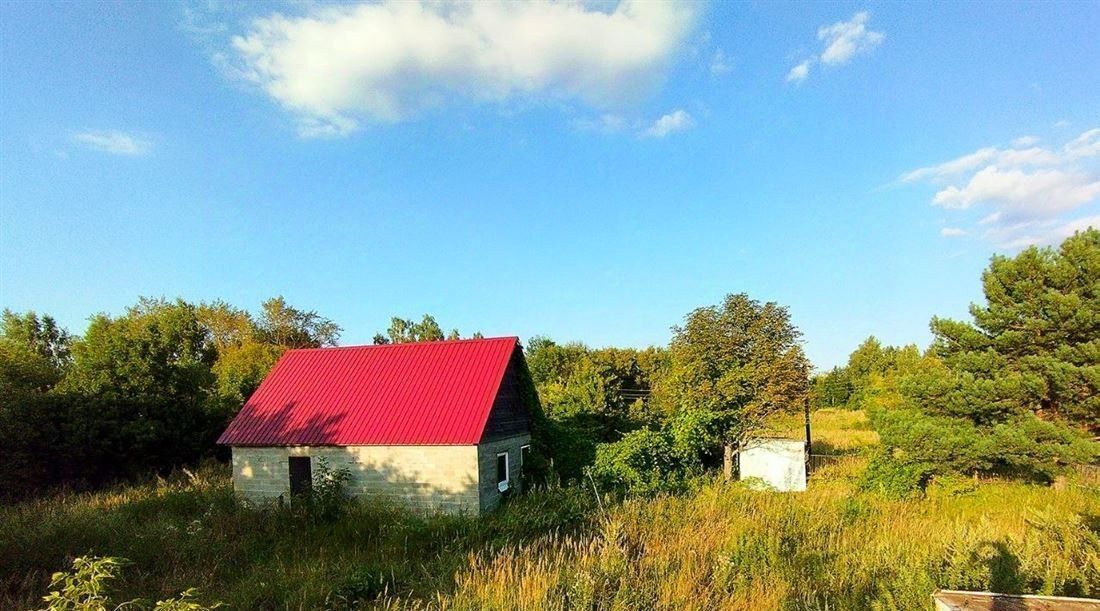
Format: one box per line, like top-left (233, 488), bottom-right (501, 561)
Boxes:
top-left (218, 336), bottom-right (535, 514)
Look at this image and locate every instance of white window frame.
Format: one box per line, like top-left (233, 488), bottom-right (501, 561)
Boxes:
top-left (496, 451), bottom-right (510, 492)
top-left (520, 444), bottom-right (531, 467)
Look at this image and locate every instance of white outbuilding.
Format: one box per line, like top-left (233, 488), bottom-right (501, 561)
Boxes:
top-left (738, 438), bottom-right (808, 492)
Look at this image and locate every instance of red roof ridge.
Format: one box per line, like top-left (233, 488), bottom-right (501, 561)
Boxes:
top-left (289, 336), bottom-right (520, 352)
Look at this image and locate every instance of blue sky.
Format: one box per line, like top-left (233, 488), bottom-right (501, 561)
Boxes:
top-left (1, 1), bottom-right (1098, 369)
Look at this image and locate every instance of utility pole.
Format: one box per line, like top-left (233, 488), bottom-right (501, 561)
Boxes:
top-left (804, 394), bottom-right (812, 475)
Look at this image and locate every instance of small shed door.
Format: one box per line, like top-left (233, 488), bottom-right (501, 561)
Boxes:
top-left (288, 456), bottom-right (312, 496)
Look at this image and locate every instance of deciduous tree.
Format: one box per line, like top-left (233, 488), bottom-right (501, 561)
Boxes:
top-left (372, 314), bottom-right (481, 344)
top-left (659, 293), bottom-right (810, 472)
top-left (257, 296), bottom-right (341, 349)
top-left (0, 310), bottom-right (73, 396)
top-left (61, 298), bottom-right (216, 401)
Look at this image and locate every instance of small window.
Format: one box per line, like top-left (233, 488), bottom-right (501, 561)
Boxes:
top-left (288, 456), bottom-right (312, 497)
top-left (496, 452), bottom-right (509, 492)
top-left (520, 444), bottom-right (531, 467)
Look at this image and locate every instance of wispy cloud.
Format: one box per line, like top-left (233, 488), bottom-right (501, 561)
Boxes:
top-left (641, 109), bottom-right (694, 138)
top-left (900, 128), bottom-right (1100, 247)
top-left (572, 113), bottom-right (628, 134)
top-left (817, 12), bottom-right (884, 66)
top-left (72, 130), bottom-right (152, 156)
top-left (574, 109), bottom-right (695, 139)
top-left (991, 215), bottom-right (1100, 250)
top-left (940, 227), bottom-right (967, 238)
top-left (899, 145), bottom-right (1073, 185)
top-left (223, 1), bottom-right (699, 137)
top-left (786, 60), bottom-right (812, 84)
top-left (1066, 128), bottom-right (1100, 159)
top-left (787, 11), bottom-right (883, 83)
top-left (710, 49), bottom-right (733, 76)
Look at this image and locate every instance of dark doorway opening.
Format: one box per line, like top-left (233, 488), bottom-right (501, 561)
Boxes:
top-left (289, 456), bottom-right (312, 497)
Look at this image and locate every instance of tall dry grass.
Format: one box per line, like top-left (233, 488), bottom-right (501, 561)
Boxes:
top-left (397, 471), bottom-right (1099, 611)
top-left (1, 464), bottom-right (595, 609)
top-left (766, 407), bottom-right (880, 453)
top-left (3, 412), bottom-right (1097, 610)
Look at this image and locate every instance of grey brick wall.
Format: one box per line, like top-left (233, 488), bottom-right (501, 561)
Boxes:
top-left (476, 434), bottom-right (531, 512)
top-left (231, 445), bottom-right (480, 514)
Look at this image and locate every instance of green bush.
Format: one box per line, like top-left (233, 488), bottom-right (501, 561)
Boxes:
top-left (35, 556), bottom-right (221, 611)
top-left (859, 449), bottom-right (932, 497)
top-left (868, 406), bottom-right (1096, 492)
top-left (590, 409), bottom-right (746, 495)
top-left (299, 457), bottom-right (352, 521)
top-left (668, 408), bottom-right (728, 468)
top-left (590, 428), bottom-right (687, 495)
top-left (327, 564), bottom-right (409, 607)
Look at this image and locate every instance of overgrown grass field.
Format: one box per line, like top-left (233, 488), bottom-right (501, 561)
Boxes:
top-left (767, 408), bottom-right (880, 454)
top-left (3, 413), bottom-right (1098, 610)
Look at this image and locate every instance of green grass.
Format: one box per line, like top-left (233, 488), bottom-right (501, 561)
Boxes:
top-left (3, 412), bottom-right (1098, 610)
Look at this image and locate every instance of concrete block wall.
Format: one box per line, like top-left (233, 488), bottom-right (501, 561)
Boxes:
top-left (231, 445), bottom-right (481, 514)
top-left (476, 434), bottom-right (531, 512)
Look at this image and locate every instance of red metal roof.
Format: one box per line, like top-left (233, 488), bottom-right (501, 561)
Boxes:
top-left (217, 336), bottom-right (520, 446)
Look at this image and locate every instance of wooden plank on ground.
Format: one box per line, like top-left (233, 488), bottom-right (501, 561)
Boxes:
top-left (933, 590), bottom-right (1100, 610)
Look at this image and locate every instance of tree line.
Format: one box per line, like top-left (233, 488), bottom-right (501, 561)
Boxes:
top-left (0, 299), bottom-right (496, 500)
top-left (2, 229), bottom-right (1097, 500)
top-left (536, 231), bottom-right (1098, 494)
top-left (0, 297), bottom-right (342, 499)
top-left (0, 289), bottom-right (812, 500)
top-left (526, 294), bottom-right (812, 494)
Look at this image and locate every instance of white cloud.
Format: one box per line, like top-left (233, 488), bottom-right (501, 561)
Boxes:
top-left (641, 109), bottom-right (694, 138)
top-left (787, 11), bottom-right (883, 83)
top-left (1052, 214), bottom-right (1100, 240)
top-left (932, 166), bottom-right (1100, 214)
top-left (979, 212), bottom-right (1002, 225)
top-left (817, 11), bottom-right (884, 66)
top-left (900, 133), bottom-right (1093, 184)
top-left (1065, 128), bottom-right (1100, 160)
top-left (940, 227), bottom-right (967, 238)
top-left (994, 146), bottom-right (1062, 167)
top-left (899, 147), bottom-right (999, 182)
top-left (72, 130), bottom-right (151, 156)
top-left (710, 49), bottom-right (733, 76)
top-left (228, 1), bottom-right (699, 136)
top-left (994, 215), bottom-right (1100, 249)
top-left (786, 60), bottom-right (812, 83)
top-left (900, 127), bottom-right (1100, 247)
top-left (574, 109), bottom-right (695, 138)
